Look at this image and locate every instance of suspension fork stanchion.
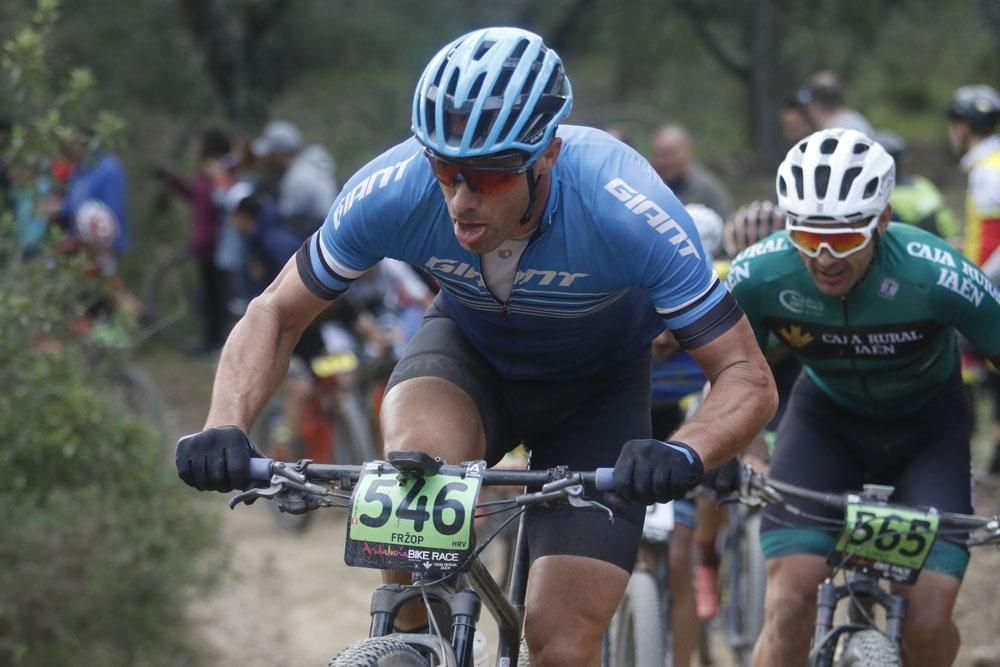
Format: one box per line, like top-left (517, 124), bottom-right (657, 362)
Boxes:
top-left (813, 579), bottom-right (838, 648)
top-left (885, 595), bottom-right (907, 646)
top-left (449, 588), bottom-right (483, 667)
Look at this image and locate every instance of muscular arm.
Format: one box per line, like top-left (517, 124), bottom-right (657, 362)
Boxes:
top-left (204, 256), bottom-right (333, 431)
top-left (671, 316), bottom-right (778, 469)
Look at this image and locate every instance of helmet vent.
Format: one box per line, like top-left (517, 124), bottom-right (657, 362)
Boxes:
top-left (778, 176), bottom-right (788, 197)
top-left (796, 141), bottom-right (807, 153)
top-left (510, 38), bottom-right (529, 59)
top-left (791, 165), bottom-right (804, 200)
top-left (853, 142), bottom-right (869, 154)
top-left (863, 177), bottom-right (879, 199)
top-left (814, 165), bottom-right (831, 198)
top-left (819, 138), bottom-right (838, 155)
top-left (470, 72), bottom-right (487, 98)
top-left (473, 42), bottom-right (493, 61)
top-left (839, 166), bottom-right (862, 199)
top-left (446, 68), bottom-right (460, 99)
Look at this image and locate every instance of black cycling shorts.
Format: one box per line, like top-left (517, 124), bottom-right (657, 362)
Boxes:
top-left (386, 298), bottom-right (650, 572)
top-left (760, 367), bottom-right (974, 580)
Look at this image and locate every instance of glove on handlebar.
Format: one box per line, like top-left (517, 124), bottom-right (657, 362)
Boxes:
top-left (612, 439), bottom-right (704, 505)
top-left (176, 426), bottom-right (263, 492)
top-left (702, 457), bottom-right (741, 496)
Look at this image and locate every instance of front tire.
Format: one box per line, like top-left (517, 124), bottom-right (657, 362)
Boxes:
top-left (608, 570), bottom-right (668, 667)
top-left (328, 637), bottom-right (426, 667)
top-left (838, 629), bottom-right (901, 667)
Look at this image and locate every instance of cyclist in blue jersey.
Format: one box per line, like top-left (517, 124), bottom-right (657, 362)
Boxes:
top-left (175, 27), bottom-right (776, 665)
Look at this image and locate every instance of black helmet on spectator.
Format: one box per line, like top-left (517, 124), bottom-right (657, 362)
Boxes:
top-left (946, 85), bottom-right (1000, 134)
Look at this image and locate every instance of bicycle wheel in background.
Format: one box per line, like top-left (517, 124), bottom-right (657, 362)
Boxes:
top-left (108, 366), bottom-right (169, 444)
top-left (252, 400), bottom-right (312, 532)
top-left (727, 506), bottom-right (767, 667)
top-left (608, 570), bottom-right (670, 667)
top-left (333, 388), bottom-right (379, 464)
top-left (142, 248), bottom-right (205, 355)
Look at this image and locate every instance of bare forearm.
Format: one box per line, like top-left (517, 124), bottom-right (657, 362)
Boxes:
top-left (204, 296), bottom-right (303, 431)
top-left (673, 358), bottom-right (777, 469)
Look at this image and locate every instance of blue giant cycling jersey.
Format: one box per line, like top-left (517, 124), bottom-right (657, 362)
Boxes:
top-left (297, 125), bottom-right (741, 379)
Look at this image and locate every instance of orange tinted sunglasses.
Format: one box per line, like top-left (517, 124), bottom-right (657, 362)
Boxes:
top-left (425, 152), bottom-right (531, 195)
top-left (787, 217), bottom-right (879, 258)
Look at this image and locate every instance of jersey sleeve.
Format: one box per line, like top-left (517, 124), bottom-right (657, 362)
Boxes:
top-left (932, 251), bottom-right (1000, 360)
top-left (593, 145), bottom-right (742, 349)
top-left (295, 141), bottom-right (423, 300)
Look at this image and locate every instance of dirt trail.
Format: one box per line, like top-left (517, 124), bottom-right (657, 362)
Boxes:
top-left (145, 354), bottom-right (1000, 667)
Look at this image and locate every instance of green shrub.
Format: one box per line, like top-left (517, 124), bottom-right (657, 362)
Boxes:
top-left (0, 2), bottom-right (222, 664)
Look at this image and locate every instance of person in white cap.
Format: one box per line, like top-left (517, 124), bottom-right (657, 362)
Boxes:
top-left (252, 119), bottom-right (338, 235)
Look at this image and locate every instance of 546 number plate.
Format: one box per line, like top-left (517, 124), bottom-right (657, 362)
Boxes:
top-left (344, 460), bottom-right (485, 573)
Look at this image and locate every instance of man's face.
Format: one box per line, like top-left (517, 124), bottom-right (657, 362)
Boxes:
top-left (948, 120), bottom-right (969, 155)
top-left (796, 209), bottom-right (891, 297)
top-left (434, 140), bottom-right (561, 254)
top-left (651, 131), bottom-right (690, 184)
top-left (780, 107), bottom-right (813, 143)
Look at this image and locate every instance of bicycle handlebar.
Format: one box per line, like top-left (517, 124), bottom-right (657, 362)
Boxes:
top-left (743, 465), bottom-right (1000, 532)
top-left (248, 457), bottom-right (617, 492)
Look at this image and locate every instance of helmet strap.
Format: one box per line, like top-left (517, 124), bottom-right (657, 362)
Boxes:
top-left (518, 168), bottom-right (539, 225)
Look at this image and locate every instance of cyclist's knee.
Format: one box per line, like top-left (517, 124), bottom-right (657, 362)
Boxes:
top-left (380, 377), bottom-right (485, 460)
top-left (523, 614), bottom-right (604, 667)
top-left (763, 556), bottom-right (828, 627)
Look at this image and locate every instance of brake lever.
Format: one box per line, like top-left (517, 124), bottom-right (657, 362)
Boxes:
top-left (565, 483), bottom-right (615, 524)
top-left (229, 480), bottom-right (286, 509)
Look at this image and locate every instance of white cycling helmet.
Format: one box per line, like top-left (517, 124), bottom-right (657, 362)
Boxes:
top-left (776, 128), bottom-right (894, 226)
top-left (74, 199), bottom-right (119, 249)
top-left (684, 203), bottom-right (724, 260)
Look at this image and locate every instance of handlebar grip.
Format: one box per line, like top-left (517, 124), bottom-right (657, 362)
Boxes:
top-left (248, 457), bottom-right (274, 481)
top-left (594, 467), bottom-right (615, 491)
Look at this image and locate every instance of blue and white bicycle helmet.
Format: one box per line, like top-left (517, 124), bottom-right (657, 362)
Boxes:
top-left (411, 27), bottom-right (573, 164)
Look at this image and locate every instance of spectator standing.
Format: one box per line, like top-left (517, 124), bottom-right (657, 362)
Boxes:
top-left (251, 120), bottom-right (338, 236)
top-left (58, 126), bottom-right (129, 256)
top-left (946, 84), bottom-right (1000, 474)
top-left (779, 96), bottom-right (815, 146)
top-left (876, 128), bottom-right (960, 243)
top-left (156, 127), bottom-right (234, 352)
top-left (796, 70), bottom-right (875, 138)
top-left (651, 123), bottom-right (732, 218)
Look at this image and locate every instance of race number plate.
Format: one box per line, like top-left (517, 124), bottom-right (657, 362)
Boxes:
top-left (344, 460), bottom-right (484, 573)
top-left (827, 498), bottom-right (940, 584)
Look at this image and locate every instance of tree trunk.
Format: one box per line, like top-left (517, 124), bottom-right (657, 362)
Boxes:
top-left (746, 0), bottom-right (785, 172)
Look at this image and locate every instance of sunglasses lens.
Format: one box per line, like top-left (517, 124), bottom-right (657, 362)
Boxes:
top-left (427, 157), bottom-right (524, 195)
top-left (789, 229), bottom-right (869, 256)
top-left (465, 168), bottom-right (522, 194)
top-left (429, 158), bottom-right (462, 186)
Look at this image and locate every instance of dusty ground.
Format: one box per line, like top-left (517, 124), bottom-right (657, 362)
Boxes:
top-left (143, 353), bottom-right (1000, 667)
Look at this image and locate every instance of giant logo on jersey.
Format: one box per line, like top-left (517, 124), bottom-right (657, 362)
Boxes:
top-left (331, 154), bottom-right (418, 229)
top-left (603, 178), bottom-right (699, 258)
top-left (423, 257), bottom-right (590, 288)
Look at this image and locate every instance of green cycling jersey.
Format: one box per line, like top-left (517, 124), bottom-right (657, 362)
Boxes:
top-left (726, 223), bottom-right (1000, 416)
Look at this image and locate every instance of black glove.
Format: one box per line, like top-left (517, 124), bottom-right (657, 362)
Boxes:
top-left (612, 439), bottom-right (704, 505)
top-left (176, 426), bottom-right (263, 492)
top-left (702, 457), bottom-right (741, 496)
